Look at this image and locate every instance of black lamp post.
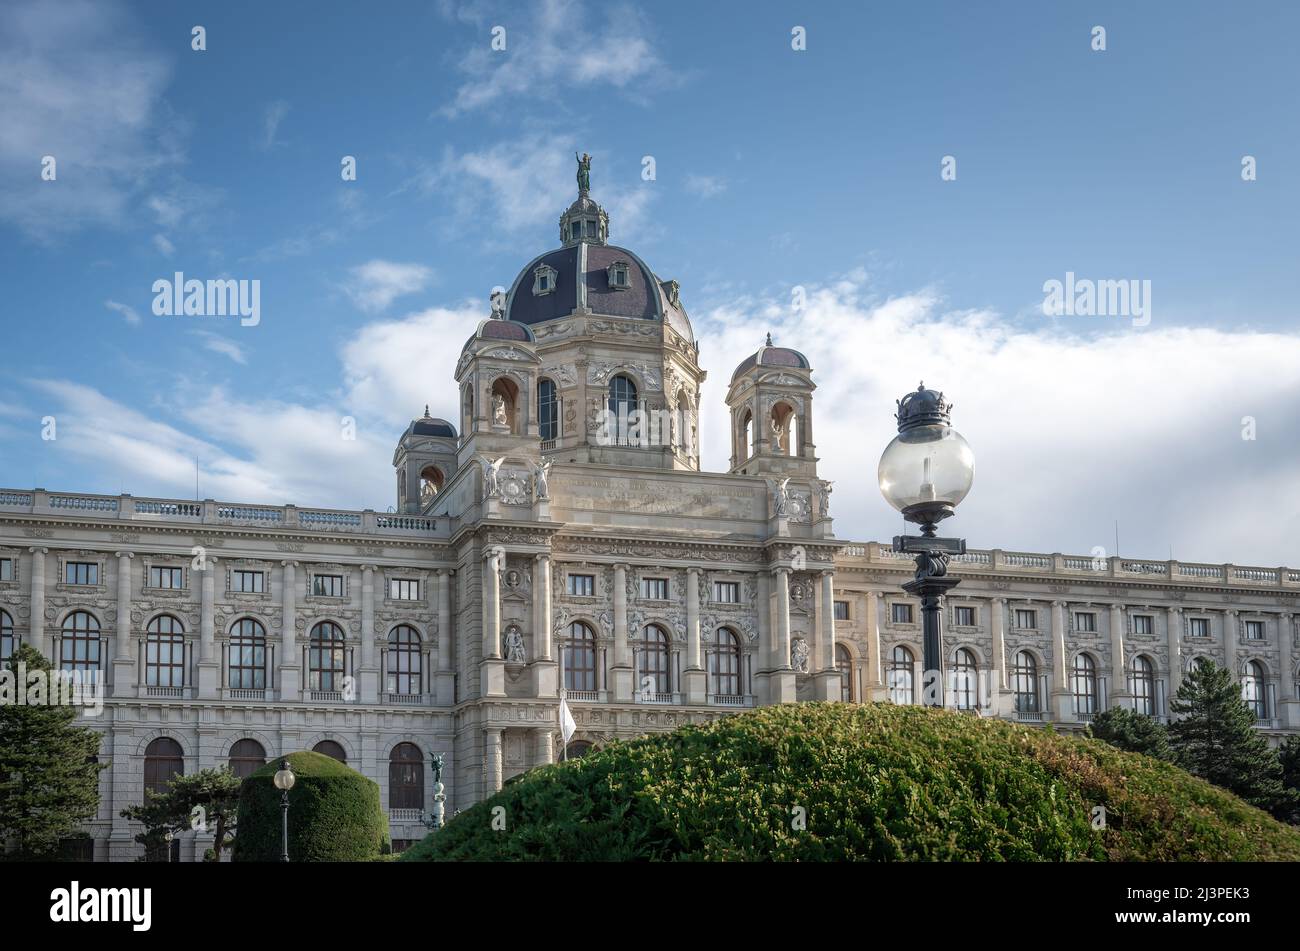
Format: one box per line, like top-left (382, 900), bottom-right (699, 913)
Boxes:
top-left (878, 383), bottom-right (975, 708)
top-left (273, 758), bottom-right (295, 862)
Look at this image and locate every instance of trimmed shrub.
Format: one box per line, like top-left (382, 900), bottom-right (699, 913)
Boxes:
top-left (233, 751), bottom-right (389, 862)
top-left (402, 702), bottom-right (1300, 862)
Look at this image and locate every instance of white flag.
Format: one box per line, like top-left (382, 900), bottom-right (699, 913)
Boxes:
top-left (559, 696), bottom-right (576, 744)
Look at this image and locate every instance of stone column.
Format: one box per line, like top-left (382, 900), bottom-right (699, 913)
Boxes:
top-left (989, 597), bottom-right (1008, 714)
top-left (611, 563), bottom-right (633, 701)
top-left (197, 557), bottom-right (219, 700)
top-left (359, 565), bottom-right (379, 703)
top-left (1050, 600), bottom-right (1071, 720)
top-left (531, 555), bottom-right (557, 698)
top-left (27, 547), bottom-right (47, 659)
top-left (485, 728), bottom-right (504, 796)
top-left (769, 567), bottom-right (796, 703)
top-left (683, 567), bottom-right (706, 704)
top-left (279, 561), bottom-right (299, 701)
top-left (480, 548), bottom-right (505, 697)
top-left (533, 728), bottom-right (554, 767)
top-left (434, 569), bottom-right (455, 705)
top-left (1166, 605), bottom-right (1183, 702)
top-left (812, 570), bottom-right (839, 700)
top-left (1108, 602), bottom-right (1129, 707)
top-left (112, 552), bottom-right (135, 698)
top-left (865, 590), bottom-right (884, 700)
top-left (1223, 610), bottom-right (1238, 681)
top-left (1279, 613), bottom-right (1299, 729)
top-left (754, 570), bottom-right (772, 704)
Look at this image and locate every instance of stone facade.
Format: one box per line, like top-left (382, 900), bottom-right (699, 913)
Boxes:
top-left (2, 180), bottom-right (1297, 861)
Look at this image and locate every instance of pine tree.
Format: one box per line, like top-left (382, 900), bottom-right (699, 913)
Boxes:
top-left (1088, 706), bottom-right (1173, 761)
top-left (0, 644), bottom-right (106, 859)
top-left (1168, 659), bottom-right (1286, 817)
top-left (1277, 735), bottom-right (1300, 824)
top-left (121, 766), bottom-right (243, 861)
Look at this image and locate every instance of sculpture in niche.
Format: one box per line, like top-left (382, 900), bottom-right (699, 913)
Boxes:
top-left (791, 637), bottom-right (810, 673)
top-left (771, 415), bottom-right (783, 451)
top-left (492, 393), bottom-right (508, 427)
top-left (503, 625), bottom-right (526, 663)
top-left (772, 478), bottom-right (790, 518)
top-left (535, 459), bottom-right (552, 500)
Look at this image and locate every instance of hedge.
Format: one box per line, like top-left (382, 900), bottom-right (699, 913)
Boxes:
top-left (402, 702), bottom-right (1300, 862)
top-left (232, 751), bottom-right (390, 862)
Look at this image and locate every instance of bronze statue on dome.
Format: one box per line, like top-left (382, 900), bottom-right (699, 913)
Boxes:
top-left (576, 152), bottom-right (591, 194)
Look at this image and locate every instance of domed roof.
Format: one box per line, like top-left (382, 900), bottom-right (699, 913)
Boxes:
top-left (405, 407), bottom-right (457, 439)
top-left (497, 157), bottom-right (694, 342)
top-left (460, 317), bottom-right (537, 353)
top-left (731, 334), bottom-right (811, 382)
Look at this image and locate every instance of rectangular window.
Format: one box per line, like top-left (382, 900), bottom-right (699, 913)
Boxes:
top-left (834, 601), bottom-right (850, 621)
top-left (1245, 620), bottom-right (1265, 640)
top-left (891, 603), bottom-right (914, 624)
top-left (640, 577), bottom-right (668, 600)
top-left (567, 574), bottom-right (595, 597)
top-left (953, 606), bottom-right (976, 627)
top-left (149, 566), bottom-right (183, 589)
top-left (0, 558), bottom-right (11, 582)
top-left (232, 570), bottom-right (264, 593)
top-left (1075, 612), bottom-right (1097, 633)
top-left (313, 574), bottom-right (344, 598)
top-left (1189, 617), bottom-right (1210, 638)
top-left (65, 562), bottom-right (98, 585)
top-left (390, 579), bottom-right (420, 601)
top-left (1132, 614), bottom-right (1154, 636)
top-left (1015, 609), bottom-right (1037, 629)
top-left (712, 581), bottom-right (740, 603)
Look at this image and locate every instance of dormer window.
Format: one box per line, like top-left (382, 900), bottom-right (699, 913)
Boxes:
top-left (586, 220), bottom-right (598, 238)
top-left (533, 264), bottom-right (558, 296)
top-left (570, 221), bottom-right (584, 241)
top-left (608, 261), bottom-right (631, 290)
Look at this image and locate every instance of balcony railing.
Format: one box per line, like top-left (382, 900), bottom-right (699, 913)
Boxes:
top-left (565, 690), bottom-right (599, 702)
top-left (388, 809), bottom-right (422, 822)
top-left (144, 686), bottom-right (186, 698)
top-left (309, 690), bottom-right (346, 702)
top-left (1015, 710), bottom-right (1044, 722)
top-left (711, 694), bottom-right (751, 707)
top-left (0, 488), bottom-right (446, 538)
top-left (227, 688), bottom-right (266, 701)
top-left (385, 693), bottom-right (428, 705)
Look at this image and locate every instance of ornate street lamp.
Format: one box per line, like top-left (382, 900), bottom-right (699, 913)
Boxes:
top-left (273, 758), bottom-right (296, 862)
top-left (878, 383), bottom-right (975, 707)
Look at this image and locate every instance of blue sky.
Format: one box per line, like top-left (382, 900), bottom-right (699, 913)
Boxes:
top-left (1, 0), bottom-right (1298, 565)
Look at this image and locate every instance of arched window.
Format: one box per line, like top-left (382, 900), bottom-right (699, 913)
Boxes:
top-left (145, 615), bottom-right (185, 688)
top-left (309, 621), bottom-right (346, 691)
top-left (387, 625), bottom-right (422, 695)
top-left (1013, 651), bottom-right (1039, 713)
top-left (888, 645), bottom-right (914, 705)
top-left (835, 643), bottom-right (853, 702)
top-left (229, 739), bottom-right (266, 780)
top-left (1129, 655), bottom-right (1155, 717)
top-left (740, 410), bottom-right (753, 462)
top-left (229, 618), bottom-right (266, 690)
top-left (636, 624), bottom-right (671, 696)
top-left (60, 611), bottom-right (101, 680)
top-left (419, 466), bottom-right (444, 505)
top-left (143, 738), bottom-right (184, 798)
top-left (563, 740), bottom-right (593, 759)
top-left (389, 743), bottom-right (424, 810)
top-left (0, 609), bottom-right (14, 664)
top-left (709, 628), bottom-right (741, 697)
top-left (490, 377), bottom-right (519, 433)
top-left (313, 740), bottom-right (347, 764)
top-left (1242, 661), bottom-right (1268, 720)
top-left (952, 647), bottom-right (978, 710)
top-left (1071, 653), bottom-right (1098, 716)
top-left (608, 374), bottom-right (638, 418)
top-left (563, 622), bottom-right (597, 693)
top-left (538, 378), bottom-right (558, 441)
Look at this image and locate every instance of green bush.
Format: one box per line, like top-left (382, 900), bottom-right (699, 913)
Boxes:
top-left (402, 702), bottom-right (1300, 862)
top-left (232, 751), bottom-right (390, 862)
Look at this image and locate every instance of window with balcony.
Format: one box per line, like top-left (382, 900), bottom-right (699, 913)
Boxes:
top-left (1012, 651), bottom-right (1039, 713)
top-left (1242, 661), bottom-right (1268, 720)
top-left (60, 611), bottom-right (101, 680)
top-left (1129, 654), bottom-right (1155, 716)
top-left (387, 625), bottom-right (422, 695)
top-left (563, 622), bottom-right (597, 692)
top-left (228, 618), bottom-right (266, 690)
top-left (1071, 653), bottom-right (1098, 716)
top-left (145, 615), bottom-right (185, 688)
top-left (887, 645), bottom-right (914, 704)
top-left (952, 648), bottom-right (978, 710)
top-left (636, 625), bottom-right (671, 696)
top-left (389, 743), bottom-right (424, 810)
top-left (538, 378), bottom-right (559, 441)
top-left (309, 621), bottom-right (346, 691)
top-left (709, 628), bottom-right (741, 697)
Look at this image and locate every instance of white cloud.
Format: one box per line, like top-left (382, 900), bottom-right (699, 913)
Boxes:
top-left (192, 331), bottom-right (247, 365)
top-left (343, 260), bottom-right (435, 313)
top-left (693, 275), bottom-right (1300, 565)
top-left (684, 174), bottom-right (727, 198)
top-left (439, 0), bottom-right (668, 117)
top-left (104, 299), bottom-right (140, 325)
top-left (0, 0), bottom-right (180, 240)
top-left (153, 233), bottom-right (174, 256)
top-left (259, 100), bottom-right (289, 150)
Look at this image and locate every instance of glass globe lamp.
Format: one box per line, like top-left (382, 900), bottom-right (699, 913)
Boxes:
top-left (878, 383), bottom-right (974, 535)
top-left (273, 760), bottom-right (296, 791)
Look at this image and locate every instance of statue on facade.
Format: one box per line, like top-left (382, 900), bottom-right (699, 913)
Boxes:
top-left (575, 152), bottom-right (591, 194)
top-left (535, 459), bottom-right (552, 500)
top-left (773, 478), bottom-right (790, 518)
top-left (791, 637), bottom-right (810, 673)
top-left (489, 288), bottom-right (506, 319)
top-left (420, 478), bottom-right (437, 505)
top-left (817, 479), bottom-right (833, 519)
top-left (503, 625), bottom-right (526, 663)
top-left (771, 415), bottom-right (783, 451)
top-left (492, 392), bottom-right (508, 427)
top-left (430, 753), bottom-right (443, 785)
top-left (484, 456), bottom-right (506, 498)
